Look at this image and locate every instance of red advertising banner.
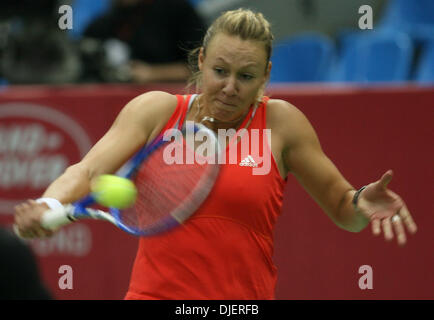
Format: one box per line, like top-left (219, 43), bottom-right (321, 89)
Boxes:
top-left (0, 84), bottom-right (433, 299)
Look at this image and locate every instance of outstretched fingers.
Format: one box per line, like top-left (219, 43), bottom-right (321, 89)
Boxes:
top-left (371, 206), bottom-right (417, 246)
top-left (392, 215), bottom-right (407, 246)
top-left (371, 219), bottom-right (381, 236)
top-left (379, 170), bottom-right (393, 190)
top-left (398, 205), bottom-right (417, 234)
top-left (367, 171), bottom-right (417, 246)
top-left (382, 218), bottom-right (394, 241)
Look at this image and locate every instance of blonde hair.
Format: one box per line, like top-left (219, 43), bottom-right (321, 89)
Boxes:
top-left (187, 8), bottom-right (274, 92)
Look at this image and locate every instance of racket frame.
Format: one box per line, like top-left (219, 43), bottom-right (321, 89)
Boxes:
top-left (40, 122), bottom-right (220, 237)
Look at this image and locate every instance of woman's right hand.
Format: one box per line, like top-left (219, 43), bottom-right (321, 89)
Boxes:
top-left (14, 200), bottom-right (55, 239)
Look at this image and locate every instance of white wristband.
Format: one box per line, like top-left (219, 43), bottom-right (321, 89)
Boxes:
top-left (36, 198), bottom-right (73, 230)
top-left (36, 198), bottom-right (63, 210)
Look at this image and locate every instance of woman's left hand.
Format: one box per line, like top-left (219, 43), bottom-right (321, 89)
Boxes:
top-left (356, 170), bottom-right (418, 246)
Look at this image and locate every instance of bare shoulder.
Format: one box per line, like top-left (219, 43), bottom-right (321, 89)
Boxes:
top-left (267, 98), bottom-right (303, 124)
top-left (121, 91), bottom-right (178, 123)
top-left (78, 91), bottom-right (180, 176)
top-left (267, 98), bottom-right (317, 146)
top-left (116, 91), bottom-right (179, 138)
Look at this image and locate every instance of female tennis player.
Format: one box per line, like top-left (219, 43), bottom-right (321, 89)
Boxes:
top-left (14, 9), bottom-right (417, 299)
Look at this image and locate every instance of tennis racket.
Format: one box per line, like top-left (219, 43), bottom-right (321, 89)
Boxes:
top-left (15, 121), bottom-right (221, 237)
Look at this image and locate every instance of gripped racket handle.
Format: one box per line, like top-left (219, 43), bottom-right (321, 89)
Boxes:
top-left (40, 204), bottom-right (76, 230)
top-left (13, 204), bottom-right (75, 238)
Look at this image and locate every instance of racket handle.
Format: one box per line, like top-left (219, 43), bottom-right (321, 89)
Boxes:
top-left (40, 205), bottom-right (75, 230)
top-left (12, 205), bottom-right (75, 239)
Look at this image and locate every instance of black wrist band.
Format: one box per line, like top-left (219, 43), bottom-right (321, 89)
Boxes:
top-left (352, 186), bottom-right (367, 207)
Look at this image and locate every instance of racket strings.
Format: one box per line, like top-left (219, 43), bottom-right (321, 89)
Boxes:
top-left (119, 142), bottom-right (217, 231)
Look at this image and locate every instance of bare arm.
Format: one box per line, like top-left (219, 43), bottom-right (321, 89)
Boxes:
top-left (271, 100), bottom-right (369, 232)
top-left (14, 91), bottom-right (178, 237)
top-left (271, 99), bottom-right (417, 245)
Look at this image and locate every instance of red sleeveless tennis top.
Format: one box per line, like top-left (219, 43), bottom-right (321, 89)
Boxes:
top-left (125, 94), bottom-right (285, 300)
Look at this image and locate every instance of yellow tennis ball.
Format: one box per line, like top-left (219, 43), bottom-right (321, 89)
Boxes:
top-left (91, 175), bottom-right (137, 209)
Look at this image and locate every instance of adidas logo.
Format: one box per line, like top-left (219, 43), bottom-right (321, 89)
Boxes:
top-left (239, 155), bottom-right (258, 167)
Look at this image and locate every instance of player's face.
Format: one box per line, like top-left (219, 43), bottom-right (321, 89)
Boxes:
top-left (198, 33), bottom-right (271, 123)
